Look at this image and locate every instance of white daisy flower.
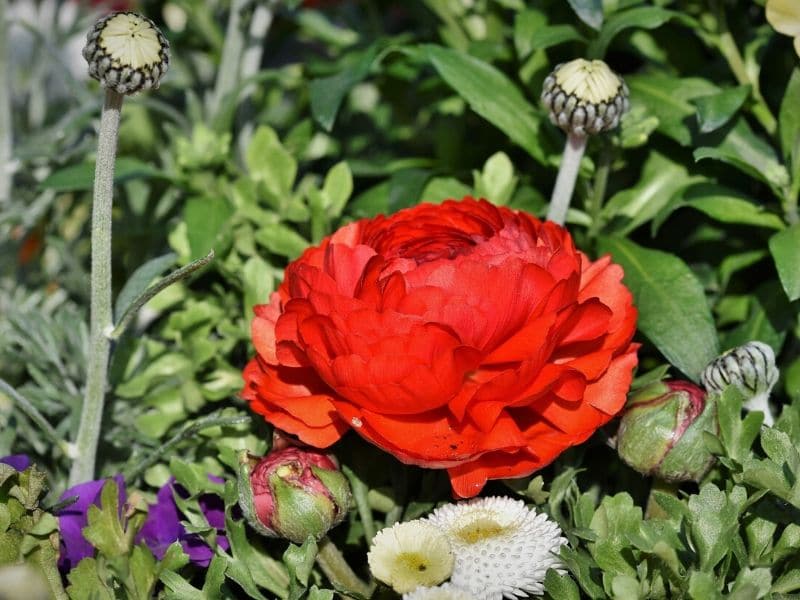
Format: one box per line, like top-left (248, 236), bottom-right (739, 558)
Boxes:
top-left (368, 520), bottom-right (455, 594)
top-left (426, 496), bottom-right (567, 599)
top-left (403, 582), bottom-right (479, 600)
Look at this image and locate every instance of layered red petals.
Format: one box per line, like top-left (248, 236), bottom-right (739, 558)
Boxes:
top-left (242, 197), bottom-right (638, 497)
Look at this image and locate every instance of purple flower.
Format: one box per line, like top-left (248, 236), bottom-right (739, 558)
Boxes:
top-left (137, 476), bottom-right (229, 567)
top-left (0, 454), bottom-right (31, 471)
top-left (57, 475), bottom-right (125, 571)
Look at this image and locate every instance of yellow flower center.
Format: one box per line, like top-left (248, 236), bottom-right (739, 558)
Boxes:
top-left (99, 13), bottom-right (163, 69)
top-left (399, 552), bottom-right (432, 573)
top-left (454, 515), bottom-right (510, 544)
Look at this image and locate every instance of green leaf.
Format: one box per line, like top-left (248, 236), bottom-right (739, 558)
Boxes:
top-left (66, 558), bottom-right (114, 600)
top-left (421, 177), bottom-right (472, 202)
top-left (662, 183), bottom-right (785, 231)
top-left (567, 0), bottom-right (603, 30)
top-left (283, 537), bottom-right (318, 588)
top-left (201, 554), bottom-right (227, 599)
top-left (693, 86), bottom-right (750, 133)
top-left (128, 545), bottom-right (158, 600)
top-left (626, 74), bottom-right (717, 146)
top-left (687, 484), bottom-right (747, 571)
top-left (114, 253), bottom-right (176, 321)
top-left (473, 152), bottom-right (517, 205)
top-left (159, 571), bottom-right (203, 599)
top-left (322, 161), bottom-right (354, 218)
top-left (589, 7), bottom-right (678, 57)
top-left (545, 569), bottom-right (581, 600)
top-left (769, 224), bottom-right (800, 301)
top-left (688, 571), bottom-right (722, 599)
top-left (729, 567), bottom-right (772, 599)
top-left (40, 157), bottom-right (168, 191)
top-left (309, 46), bottom-right (379, 132)
top-left (242, 256), bottom-right (275, 322)
top-left (253, 223), bottom-right (309, 259)
top-left (779, 69), bottom-right (800, 180)
top-left (82, 480), bottom-right (127, 558)
top-left (307, 586), bottom-right (335, 600)
top-left (597, 237), bottom-right (719, 381)
top-left (185, 197), bottom-right (234, 261)
top-left (694, 119), bottom-right (790, 197)
top-left (246, 126), bottom-right (297, 196)
top-left (722, 281), bottom-right (791, 354)
top-left (603, 152), bottom-right (699, 235)
top-left (423, 44), bottom-right (545, 164)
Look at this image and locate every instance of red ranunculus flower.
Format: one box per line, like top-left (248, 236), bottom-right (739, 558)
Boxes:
top-left (242, 198), bottom-right (638, 497)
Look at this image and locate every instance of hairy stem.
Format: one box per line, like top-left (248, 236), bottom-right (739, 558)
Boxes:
top-left (316, 537), bottom-right (373, 597)
top-left (547, 133), bottom-right (587, 225)
top-left (69, 89), bottom-right (123, 487)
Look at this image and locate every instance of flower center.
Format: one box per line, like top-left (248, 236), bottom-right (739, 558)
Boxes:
top-left (99, 13), bottom-right (163, 69)
top-left (399, 552), bottom-right (431, 572)
top-left (454, 515), bottom-right (510, 544)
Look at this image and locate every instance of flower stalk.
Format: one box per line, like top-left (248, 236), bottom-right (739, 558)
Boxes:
top-left (541, 59), bottom-right (629, 226)
top-left (69, 88), bottom-right (123, 487)
top-left (548, 133), bottom-right (587, 225)
top-left (316, 536), bottom-right (373, 597)
top-left (0, 0), bottom-right (12, 204)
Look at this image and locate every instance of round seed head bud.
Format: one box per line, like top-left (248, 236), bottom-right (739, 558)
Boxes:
top-left (82, 12), bottom-right (170, 95)
top-left (701, 341), bottom-right (779, 424)
top-left (617, 380), bottom-right (717, 482)
top-left (542, 59), bottom-right (629, 137)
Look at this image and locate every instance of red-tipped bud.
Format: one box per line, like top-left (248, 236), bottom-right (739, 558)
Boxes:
top-left (617, 380), bottom-right (717, 482)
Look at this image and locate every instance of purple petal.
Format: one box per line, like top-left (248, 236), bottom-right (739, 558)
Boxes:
top-left (57, 475), bottom-right (125, 571)
top-left (0, 455), bottom-right (31, 471)
top-left (136, 480), bottom-right (184, 560)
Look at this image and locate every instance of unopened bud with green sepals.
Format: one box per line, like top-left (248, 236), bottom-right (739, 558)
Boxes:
top-left (237, 447), bottom-right (351, 544)
top-left (617, 380), bottom-right (717, 482)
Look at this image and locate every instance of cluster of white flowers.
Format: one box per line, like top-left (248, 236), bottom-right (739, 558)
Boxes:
top-left (366, 496), bottom-right (567, 599)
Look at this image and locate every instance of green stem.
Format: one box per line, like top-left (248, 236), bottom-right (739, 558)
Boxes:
top-left (547, 133), bottom-right (587, 225)
top-left (0, 0), bottom-right (12, 204)
top-left (343, 465), bottom-right (376, 543)
top-left (69, 89), bottom-right (123, 487)
top-left (123, 412), bottom-right (250, 481)
top-left (0, 377), bottom-right (73, 458)
top-left (588, 147), bottom-right (611, 239)
top-left (713, 0), bottom-right (777, 136)
top-left (315, 536), bottom-right (373, 597)
top-left (644, 479), bottom-right (679, 520)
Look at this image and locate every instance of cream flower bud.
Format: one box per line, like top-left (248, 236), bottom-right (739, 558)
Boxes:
top-left (541, 59), bottom-right (629, 137)
top-left (701, 341), bottom-right (779, 426)
top-left (83, 12), bottom-right (170, 95)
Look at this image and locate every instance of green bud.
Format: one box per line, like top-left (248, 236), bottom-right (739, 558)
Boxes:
top-left (617, 380), bottom-right (717, 482)
top-left (237, 447), bottom-right (351, 544)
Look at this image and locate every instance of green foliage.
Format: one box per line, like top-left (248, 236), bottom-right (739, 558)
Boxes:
top-left (4, 0), bottom-right (800, 597)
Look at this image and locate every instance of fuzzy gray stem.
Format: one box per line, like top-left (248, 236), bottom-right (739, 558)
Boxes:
top-left (744, 392), bottom-right (774, 427)
top-left (0, 0), bottom-right (12, 204)
top-left (547, 133), bottom-right (587, 225)
top-left (69, 89), bottom-right (123, 487)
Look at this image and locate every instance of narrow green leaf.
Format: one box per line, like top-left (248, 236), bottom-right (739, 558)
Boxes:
top-left (114, 254), bottom-right (176, 322)
top-left (626, 75), bottom-right (717, 146)
top-left (309, 46), bottom-right (378, 132)
top-left (722, 281), bottom-right (791, 354)
top-left (589, 7), bottom-right (677, 57)
top-left (693, 86), bottom-right (750, 133)
top-left (567, 0), bottom-right (603, 31)
top-left (769, 224), bottom-right (800, 301)
top-left (597, 237), bottom-right (719, 381)
top-left (779, 69), bottom-right (800, 178)
top-left (245, 126), bottom-right (297, 196)
top-left (694, 119), bottom-right (790, 197)
top-left (674, 183), bottom-right (784, 230)
top-left (253, 223), bottom-right (309, 259)
top-left (423, 45), bottom-right (545, 164)
top-left (40, 157), bottom-right (168, 191)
